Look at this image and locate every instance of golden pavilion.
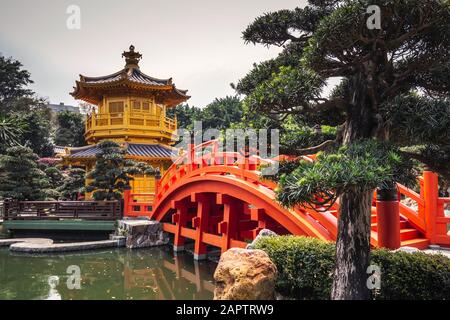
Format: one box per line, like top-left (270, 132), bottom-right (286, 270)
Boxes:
top-left (63, 45), bottom-right (189, 195)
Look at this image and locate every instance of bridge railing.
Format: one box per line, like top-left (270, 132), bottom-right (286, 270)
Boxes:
top-left (123, 191), bottom-right (154, 217)
top-left (124, 140), bottom-right (450, 247)
top-left (397, 171), bottom-right (449, 246)
top-left (154, 140), bottom-right (275, 203)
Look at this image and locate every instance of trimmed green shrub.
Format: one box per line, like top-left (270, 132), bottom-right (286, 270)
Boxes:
top-left (371, 249), bottom-right (450, 300)
top-left (254, 236), bottom-right (450, 300)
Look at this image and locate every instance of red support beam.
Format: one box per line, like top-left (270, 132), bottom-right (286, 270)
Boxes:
top-left (250, 208), bottom-right (266, 238)
top-left (171, 198), bottom-right (191, 252)
top-left (191, 193), bottom-right (213, 260)
top-left (217, 194), bottom-right (242, 253)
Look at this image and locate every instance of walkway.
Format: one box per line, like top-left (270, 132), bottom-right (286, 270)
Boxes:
top-left (0, 238), bottom-right (124, 253)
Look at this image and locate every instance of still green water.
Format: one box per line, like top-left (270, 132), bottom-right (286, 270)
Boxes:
top-left (0, 246), bottom-right (216, 300)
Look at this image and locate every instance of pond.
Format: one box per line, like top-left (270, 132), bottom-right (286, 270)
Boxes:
top-left (0, 246), bottom-right (217, 300)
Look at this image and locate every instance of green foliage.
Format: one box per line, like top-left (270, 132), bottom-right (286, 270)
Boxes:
top-left (200, 96), bottom-right (243, 130)
top-left (0, 55), bottom-right (33, 113)
top-left (383, 94), bottom-right (450, 146)
top-left (244, 66), bottom-right (324, 116)
top-left (381, 94), bottom-right (450, 181)
top-left (276, 140), bottom-right (416, 208)
top-left (0, 115), bottom-right (25, 152)
top-left (11, 107), bottom-right (54, 157)
top-left (54, 110), bottom-right (86, 147)
top-left (85, 140), bottom-right (157, 200)
top-left (57, 167), bottom-right (86, 200)
top-left (169, 96), bottom-right (243, 131)
top-left (238, 0), bottom-right (450, 179)
top-left (255, 235), bottom-right (450, 300)
top-left (0, 146), bottom-right (51, 200)
top-left (280, 118), bottom-right (337, 155)
top-left (0, 55), bottom-right (54, 157)
top-left (167, 103), bottom-right (202, 130)
top-left (44, 166), bottom-right (64, 187)
top-left (242, 6), bottom-right (333, 47)
top-left (370, 248), bottom-right (450, 300)
top-left (256, 235), bottom-right (335, 299)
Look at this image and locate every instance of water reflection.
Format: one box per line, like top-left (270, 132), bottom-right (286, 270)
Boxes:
top-left (0, 247), bottom-right (216, 300)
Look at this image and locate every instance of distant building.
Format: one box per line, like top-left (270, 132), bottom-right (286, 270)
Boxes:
top-left (48, 102), bottom-right (80, 113)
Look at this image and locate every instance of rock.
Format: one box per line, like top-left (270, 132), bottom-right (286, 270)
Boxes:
top-left (395, 246), bottom-right (420, 253)
top-left (214, 248), bottom-right (277, 300)
top-left (246, 229), bottom-right (277, 249)
top-left (110, 235), bottom-right (126, 247)
top-left (117, 220), bottom-right (169, 249)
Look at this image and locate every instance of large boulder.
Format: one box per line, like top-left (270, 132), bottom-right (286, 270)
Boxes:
top-left (214, 248), bottom-right (277, 300)
top-left (117, 220), bottom-right (168, 249)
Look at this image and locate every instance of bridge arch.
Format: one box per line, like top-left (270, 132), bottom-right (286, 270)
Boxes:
top-left (151, 174), bottom-right (333, 259)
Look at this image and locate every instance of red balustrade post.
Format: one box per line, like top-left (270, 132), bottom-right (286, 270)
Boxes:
top-left (376, 186), bottom-right (401, 249)
top-left (188, 143), bottom-right (195, 172)
top-left (211, 140), bottom-right (218, 166)
top-left (423, 171), bottom-right (439, 244)
top-left (172, 199), bottom-right (190, 252)
top-left (122, 187), bottom-right (131, 217)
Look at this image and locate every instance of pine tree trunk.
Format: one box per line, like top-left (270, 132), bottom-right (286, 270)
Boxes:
top-left (331, 71), bottom-right (377, 299)
top-left (331, 189), bottom-right (373, 299)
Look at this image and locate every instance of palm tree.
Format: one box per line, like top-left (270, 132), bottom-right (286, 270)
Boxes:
top-left (0, 116), bottom-right (24, 148)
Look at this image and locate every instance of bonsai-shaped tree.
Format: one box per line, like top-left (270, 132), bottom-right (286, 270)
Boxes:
top-left (85, 140), bottom-right (157, 200)
top-left (57, 167), bottom-right (86, 200)
top-left (0, 146), bottom-right (52, 200)
top-left (236, 0), bottom-right (450, 299)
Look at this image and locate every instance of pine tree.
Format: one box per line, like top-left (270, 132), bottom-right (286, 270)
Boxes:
top-left (85, 140), bottom-right (157, 200)
top-left (0, 146), bottom-right (51, 200)
top-left (57, 167), bottom-right (86, 200)
top-left (237, 0), bottom-right (450, 299)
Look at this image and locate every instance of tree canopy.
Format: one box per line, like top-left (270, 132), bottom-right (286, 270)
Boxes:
top-left (168, 96), bottom-right (243, 130)
top-left (0, 55), bottom-right (55, 157)
top-left (0, 146), bottom-right (52, 200)
top-left (54, 110), bottom-right (86, 147)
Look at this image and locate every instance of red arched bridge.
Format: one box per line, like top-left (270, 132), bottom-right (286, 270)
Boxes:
top-left (124, 140), bottom-right (450, 260)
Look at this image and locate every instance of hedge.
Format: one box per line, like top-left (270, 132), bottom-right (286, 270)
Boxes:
top-left (254, 235), bottom-right (450, 300)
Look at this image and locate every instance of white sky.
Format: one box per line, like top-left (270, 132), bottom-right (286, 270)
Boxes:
top-left (0, 0), bottom-right (307, 108)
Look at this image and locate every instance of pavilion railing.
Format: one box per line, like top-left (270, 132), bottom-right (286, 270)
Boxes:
top-left (2, 200), bottom-right (121, 221)
top-left (85, 112), bottom-right (177, 133)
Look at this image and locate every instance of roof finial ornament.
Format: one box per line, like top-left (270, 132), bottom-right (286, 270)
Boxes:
top-left (122, 45), bottom-right (142, 69)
